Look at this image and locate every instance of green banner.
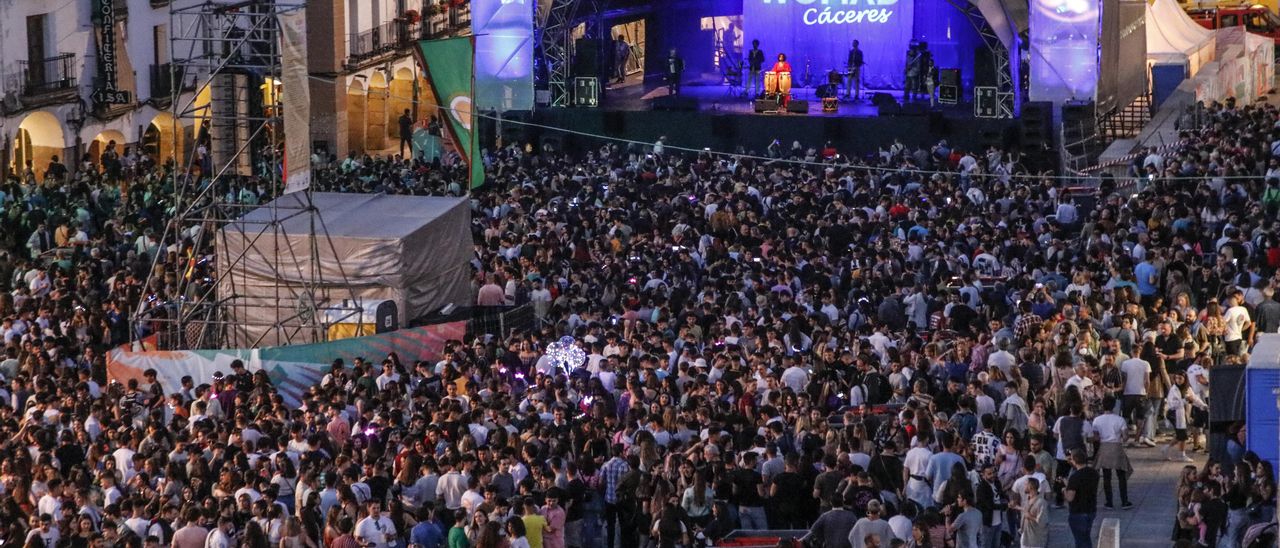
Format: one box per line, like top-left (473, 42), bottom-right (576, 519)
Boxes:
top-left (416, 37), bottom-right (483, 189)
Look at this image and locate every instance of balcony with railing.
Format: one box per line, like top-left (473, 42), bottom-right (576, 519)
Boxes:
top-left (344, 7), bottom-right (473, 69)
top-left (19, 53), bottom-right (78, 99)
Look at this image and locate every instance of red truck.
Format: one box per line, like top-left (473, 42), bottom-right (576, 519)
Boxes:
top-left (1186, 5), bottom-right (1280, 45)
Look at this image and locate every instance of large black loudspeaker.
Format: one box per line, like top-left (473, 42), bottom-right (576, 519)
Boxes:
top-left (787, 100), bottom-right (809, 114)
top-left (374, 300), bottom-right (399, 333)
top-left (754, 98), bottom-right (779, 112)
top-left (871, 92), bottom-right (899, 116)
top-left (938, 68), bottom-right (960, 105)
top-left (573, 38), bottom-right (602, 78)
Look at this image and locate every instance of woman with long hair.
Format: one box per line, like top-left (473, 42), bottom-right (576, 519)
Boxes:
top-left (507, 515), bottom-right (530, 548)
top-left (1164, 370), bottom-right (1206, 462)
top-left (279, 516), bottom-right (317, 548)
top-left (476, 521), bottom-right (508, 548)
top-left (681, 471), bottom-right (714, 527)
top-left (244, 520), bottom-right (273, 548)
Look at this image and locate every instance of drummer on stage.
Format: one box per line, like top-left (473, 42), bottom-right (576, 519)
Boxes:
top-left (771, 53), bottom-right (793, 106)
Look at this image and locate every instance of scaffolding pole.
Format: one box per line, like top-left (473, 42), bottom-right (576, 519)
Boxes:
top-left (132, 0), bottom-right (361, 350)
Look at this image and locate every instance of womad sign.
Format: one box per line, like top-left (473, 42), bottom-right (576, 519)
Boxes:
top-left (743, 0), bottom-right (914, 88)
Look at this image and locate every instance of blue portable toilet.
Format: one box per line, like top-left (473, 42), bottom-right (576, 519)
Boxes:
top-left (1246, 334), bottom-right (1280, 479)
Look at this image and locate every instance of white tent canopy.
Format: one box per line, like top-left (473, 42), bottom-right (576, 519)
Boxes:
top-left (217, 193), bottom-right (473, 347)
top-left (1146, 0), bottom-right (1215, 74)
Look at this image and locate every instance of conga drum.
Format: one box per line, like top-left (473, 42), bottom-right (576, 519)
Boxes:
top-left (779, 72), bottom-right (793, 96)
top-left (764, 71), bottom-right (779, 95)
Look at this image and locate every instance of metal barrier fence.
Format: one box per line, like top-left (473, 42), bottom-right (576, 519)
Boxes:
top-left (467, 303), bottom-right (537, 341)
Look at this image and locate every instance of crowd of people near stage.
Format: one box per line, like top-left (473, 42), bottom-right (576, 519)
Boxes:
top-left (0, 97), bottom-right (1279, 548)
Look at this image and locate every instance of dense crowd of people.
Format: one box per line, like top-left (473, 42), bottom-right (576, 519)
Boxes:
top-left (1, 98), bottom-right (1280, 548)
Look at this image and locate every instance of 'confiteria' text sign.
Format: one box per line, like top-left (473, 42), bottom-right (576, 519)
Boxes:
top-left (744, 0), bottom-right (913, 88)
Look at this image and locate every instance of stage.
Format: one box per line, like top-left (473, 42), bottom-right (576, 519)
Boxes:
top-left (507, 76), bottom-right (1016, 159)
top-left (601, 75), bottom-right (975, 119)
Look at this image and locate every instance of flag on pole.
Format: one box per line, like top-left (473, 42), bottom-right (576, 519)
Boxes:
top-left (415, 36), bottom-right (483, 189)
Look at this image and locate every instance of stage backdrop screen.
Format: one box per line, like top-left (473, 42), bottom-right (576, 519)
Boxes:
top-left (742, 0), bottom-right (915, 90)
top-left (473, 0), bottom-right (535, 111)
top-left (1029, 0), bottom-right (1100, 105)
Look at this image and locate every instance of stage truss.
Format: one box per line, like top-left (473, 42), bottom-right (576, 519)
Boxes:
top-left (541, 0), bottom-right (603, 107)
top-left (133, 0), bottom-right (360, 350)
top-left (943, 0), bottom-right (1014, 119)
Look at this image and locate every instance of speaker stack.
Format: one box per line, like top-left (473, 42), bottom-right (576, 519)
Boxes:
top-left (938, 69), bottom-right (960, 105)
top-left (1019, 101), bottom-right (1055, 172)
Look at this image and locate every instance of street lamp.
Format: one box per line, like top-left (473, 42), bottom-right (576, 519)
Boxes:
top-left (66, 96), bottom-right (87, 175)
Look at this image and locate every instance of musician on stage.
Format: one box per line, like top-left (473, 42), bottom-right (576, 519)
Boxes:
top-left (747, 39), bottom-right (765, 97)
top-left (771, 53), bottom-right (793, 107)
top-left (845, 40), bottom-right (864, 100)
top-left (667, 48), bottom-right (685, 95)
top-left (905, 43), bottom-right (923, 101)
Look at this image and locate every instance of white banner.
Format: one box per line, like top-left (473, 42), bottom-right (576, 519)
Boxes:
top-left (280, 10), bottom-right (311, 195)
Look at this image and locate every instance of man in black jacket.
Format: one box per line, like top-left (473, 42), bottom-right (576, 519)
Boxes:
top-left (975, 464), bottom-right (1007, 548)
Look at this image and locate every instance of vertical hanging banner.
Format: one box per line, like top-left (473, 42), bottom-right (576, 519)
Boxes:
top-left (92, 0), bottom-right (131, 105)
top-left (473, 0), bottom-right (535, 111)
top-left (279, 10), bottom-right (312, 195)
top-left (416, 37), bottom-right (483, 189)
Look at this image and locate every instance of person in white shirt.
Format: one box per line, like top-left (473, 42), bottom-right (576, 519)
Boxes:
top-left (436, 461), bottom-right (469, 510)
top-left (204, 517), bottom-right (236, 548)
top-left (37, 479), bottom-right (64, 522)
top-left (354, 501), bottom-right (398, 548)
top-left (901, 432), bottom-right (934, 510)
top-left (1223, 293), bottom-right (1252, 355)
top-left (780, 363), bottom-right (809, 393)
top-left (376, 362), bottom-right (402, 392)
top-left (1091, 396), bottom-right (1132, 509)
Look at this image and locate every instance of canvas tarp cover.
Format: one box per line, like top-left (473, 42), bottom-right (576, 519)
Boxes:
top-left (217, 192), bottom-right (472, 347)
top-left (1146, 0), bottom-right (1215, 74)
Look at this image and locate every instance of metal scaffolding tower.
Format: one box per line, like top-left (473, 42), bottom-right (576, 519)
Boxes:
top-left (133, 0), bottom-right (359, 350)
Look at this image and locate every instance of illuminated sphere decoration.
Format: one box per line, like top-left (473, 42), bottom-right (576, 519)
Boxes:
top-left (545, 336), bottom-right (586, 374)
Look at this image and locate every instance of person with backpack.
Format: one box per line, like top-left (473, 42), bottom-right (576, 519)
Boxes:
top-left (997, 384), bottom-right (1029, 435)
top-left (650, 502), bottom-right (687, 548)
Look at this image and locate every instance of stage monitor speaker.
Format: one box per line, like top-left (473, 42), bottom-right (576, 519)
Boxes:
top-left (939, 68), bottom-right (960, 88)
top-left (573, 77), bottom-right (600, 107)
top-left (871, 92), bottom-right (899, 116)
top-left (787, 100), bottom-right (809, 113)
top-left (653, 95), bottom-right (698, 111)
top-left (1210, 365), bottom-right (1246, 422)
top-left (939, 85), bottom-right (959, 105)
top-left (754, 98), bottom-right (779, 113)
